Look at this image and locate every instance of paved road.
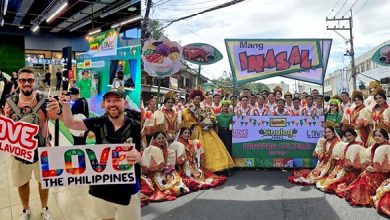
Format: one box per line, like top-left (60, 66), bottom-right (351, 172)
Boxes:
top-left (142, 169), bottom-right (389, 220)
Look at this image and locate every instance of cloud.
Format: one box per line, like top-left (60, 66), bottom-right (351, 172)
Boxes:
top-left (150, 0), bottom-right (390, 81)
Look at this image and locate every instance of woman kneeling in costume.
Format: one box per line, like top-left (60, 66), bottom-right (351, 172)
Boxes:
top-left (177, 127), bottom-right (227, 190)
top-left (288, 125), bottom-right (341, 185)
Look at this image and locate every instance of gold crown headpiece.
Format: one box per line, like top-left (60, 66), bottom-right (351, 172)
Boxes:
top-left (164, 91), bottom-right (176, 100)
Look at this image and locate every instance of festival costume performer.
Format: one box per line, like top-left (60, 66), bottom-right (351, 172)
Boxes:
top-left (141, 131), bottom-right (189, 203)
top-left (212, 94), bottom-right (222, 115)
top-left (316, 129), bottom-right (364, 197)
top-left (177, 127), bottom-right (227, 190)
top-left (340, 92), bottom-right (351, 114)
top-left (153, 91), bottom-right (181, 143)
top-left (326, 99), bottom-right (343, 136)
top-left (141, 98), bottom-right (157, 148)
top-left (341, 91), bottom-right (370, 145)
top-left (235, 96), bottom-right (252, 116)
top-left (181, 89), bottom-right (235, 172)
top-left (288, 126), bottom-right (341, 185)
top-left (365, 81), bottom-right (382, 110)
top-left (266, 93), bottom-right (277, 113)
top-left (301, 95), bottom-right (317, 116)
top-left (273, 86), bottom-right (283, 101)
top-left (361, 89), bottom-right (390, 146)
top-left (290, 97), bottom-right (302, 116)
top-left (251, 95), bottom-right (270, 116)
top-left (272, 99), bottom-right (291, 116)
top-left (284, 91), bottom-right (293, 111)
top-left (316, 95), bottom-right (325, 116)
top-left (216, 100), bottom-right (234, 157)
top-left (344, 129), bottom-right (390, 207)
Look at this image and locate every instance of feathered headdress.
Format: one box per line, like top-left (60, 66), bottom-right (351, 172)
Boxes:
top-left (284, 91), bottom-right (292, 97)
top-left (165, 91), bottom-right (176, 99)
top-left (190, 89), bottom-right (205, 101)
top-left (273, 86), bottom-right (282, 93)
top-left (351, 91), bottom-right (364, 101)
top-left (368, 80), bottom-right (381, 89)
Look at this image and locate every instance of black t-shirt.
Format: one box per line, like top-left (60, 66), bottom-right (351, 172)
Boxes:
top-left (83, 113), bottom-right (141, 205)
top-left (56, 71), bottom-right (62, 80)
top-left (71, 97), bottom-right (89, 118)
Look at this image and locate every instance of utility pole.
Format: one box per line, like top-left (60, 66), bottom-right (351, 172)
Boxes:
top-left (141, 0), bottom-right (153, 40)
top-left (326, 9), bottom-right (356, 91)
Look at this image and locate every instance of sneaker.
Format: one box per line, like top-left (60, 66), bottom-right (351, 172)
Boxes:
top-left (19, 209), bottom-right (31, 220)
top-left (41, 207), bottom-right (53, 220)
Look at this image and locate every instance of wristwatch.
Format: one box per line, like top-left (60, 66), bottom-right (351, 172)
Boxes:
top-left (56, 107), bottom-right (63, 116)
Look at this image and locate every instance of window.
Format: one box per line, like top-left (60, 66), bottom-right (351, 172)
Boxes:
top-left (186, 78), bottom-right (192, 88)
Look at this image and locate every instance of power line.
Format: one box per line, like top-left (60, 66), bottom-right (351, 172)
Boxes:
top-left (154, 0), bottom-right (174, 7)
top-left (326, 0), bottom-right (342, 17)
top-left (354, 0), bottom-right (369, 15)
top-left (159, 0), bottom-right (245, 31)
top-left (334, 0), bottom-right (349, 17)
top-left (342, 0), bottom-right (359, 17)
top-left (164, 0), bottom-right (219, 7)
top-left (159, 5), bottom-right (222, 11)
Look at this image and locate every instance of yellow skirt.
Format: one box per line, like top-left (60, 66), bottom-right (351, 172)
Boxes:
top-left (193, 125), bottom-right (235, 172)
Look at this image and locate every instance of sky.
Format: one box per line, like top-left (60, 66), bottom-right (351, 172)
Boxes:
top-left (145, 0), bottom-right (390, 87)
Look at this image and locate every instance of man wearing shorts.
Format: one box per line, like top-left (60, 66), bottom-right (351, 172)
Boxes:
top-left (4, 68), bottom-right (61, 220)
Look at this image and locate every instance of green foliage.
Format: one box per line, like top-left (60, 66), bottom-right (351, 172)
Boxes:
top-left (211, 73), bottom-right (270, 95)
top-left (143, 19), bottom-right (165, 42)
top-left (359, 80), bottom-right (366, 90)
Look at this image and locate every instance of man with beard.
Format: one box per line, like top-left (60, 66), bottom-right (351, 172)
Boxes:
top-left (58, 88), bottom-right (141, 220)
top-left (4, 68), bottom-right (60, 220)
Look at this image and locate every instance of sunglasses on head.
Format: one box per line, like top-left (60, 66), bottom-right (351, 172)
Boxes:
top-left (18, 78), bottom-right (35, 84)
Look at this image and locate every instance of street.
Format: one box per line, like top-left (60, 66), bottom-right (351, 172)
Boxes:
top-left (142, 169), bottom-right (388, 220)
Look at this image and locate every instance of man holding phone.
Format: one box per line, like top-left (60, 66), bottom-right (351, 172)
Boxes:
top-left (57, 88), bottom-right (141, 220)
top-left (4, 68), bottom-right (61, 220)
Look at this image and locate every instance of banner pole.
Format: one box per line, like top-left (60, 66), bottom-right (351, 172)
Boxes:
top-left (157, 78), bottom-right (161, 109)
top-left (197, 64), bottom-right (201, 88)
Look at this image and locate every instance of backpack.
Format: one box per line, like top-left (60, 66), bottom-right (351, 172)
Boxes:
top-left (94, 111), bottom-right (140, 145)
top-left (6, 93), bottom-right (48, 163)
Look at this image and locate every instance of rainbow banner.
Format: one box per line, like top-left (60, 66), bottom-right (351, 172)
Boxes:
top-left (38, 144), bottom-right (136, 188)
top-left (232, 116), bottom-right (324, 168)
top-left (225, 39), bottom-right (326, 84)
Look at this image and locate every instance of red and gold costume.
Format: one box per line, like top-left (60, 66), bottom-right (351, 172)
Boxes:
top-left (344, 142), bottom-right (390, 207)
top-left (316, 141), bottom-right (364, 197)
top-left (288, 136), bottom-right (341, 185)
top-left (178, 137), bottom-right (227, 190)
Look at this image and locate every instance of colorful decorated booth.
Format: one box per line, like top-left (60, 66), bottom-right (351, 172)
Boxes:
top-left (76, 29), bottom-right (141, 115)
top-left (225, 38), bottom-right (332, 168)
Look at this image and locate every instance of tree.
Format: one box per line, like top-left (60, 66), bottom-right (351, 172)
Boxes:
top-left (211, 74), bottom-right (270, 95)
top-left (359, 80), bottom-right (366, 90)
top-left (142, 19), bottom-right (165, 43)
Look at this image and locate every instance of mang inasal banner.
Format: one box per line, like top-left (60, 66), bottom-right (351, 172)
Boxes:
top-left (232, 116), bottom-right (324, 168)
top-left (225, 39), bottom-right (323, 84)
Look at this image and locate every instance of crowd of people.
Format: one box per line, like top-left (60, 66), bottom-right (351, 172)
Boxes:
top-left (0, 68), bottom-right (142, 220)
top-left (140, 80), bottom-right (390, 215)
top-left (286, 80), bottom-right (390, 216)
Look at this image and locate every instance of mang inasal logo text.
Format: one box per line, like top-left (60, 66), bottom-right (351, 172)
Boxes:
top-left (238, 44), bottom-right (313, 73)
top-left (259, 128), bottom-right (297, 140)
